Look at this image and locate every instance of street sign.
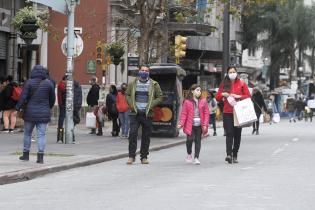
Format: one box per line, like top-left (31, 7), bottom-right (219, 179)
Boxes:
top-left (30, 0), bottom-right (67, 14)
top-left (61, 35), bottom-right (84, 57)
top-left (86, 60), bottom-right (96, 74)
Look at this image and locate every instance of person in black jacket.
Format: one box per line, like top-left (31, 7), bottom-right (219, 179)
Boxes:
top-left (251, 87), bottom-right (267, 135)
top-left (106, 84), bottom-right (119, 136)
top-left (86, 76), bottom-right (100, 134)
top-left (57, 75), bottom-right (82, 143)
top-left (72, 80), bottom-right (82, 141)
top-left (1, 75), bottom-right (18, 133)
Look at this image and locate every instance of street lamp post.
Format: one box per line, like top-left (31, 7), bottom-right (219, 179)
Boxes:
top-left (298, 66), bottom-right (303, 90)
top-left (65, 0), bottom-right (78, 144)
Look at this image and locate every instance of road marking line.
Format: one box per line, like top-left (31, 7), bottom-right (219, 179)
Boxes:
top-left (272, 148), bottom-right (284, 155)
top-left (292, 138), bottom-right (299, 142)
top-left (242, 167), bottom-right (254, 170)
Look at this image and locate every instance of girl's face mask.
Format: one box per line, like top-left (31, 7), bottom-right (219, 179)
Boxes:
top-left (192, 88), bottom-right (201, 98)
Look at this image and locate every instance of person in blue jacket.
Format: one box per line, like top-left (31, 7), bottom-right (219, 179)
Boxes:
top-left (16, 65), bottom-right (55, 164)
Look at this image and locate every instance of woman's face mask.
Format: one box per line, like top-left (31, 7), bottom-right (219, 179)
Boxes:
top-left (228, 72), bottom-right (237, 80)
top-left (192, 88), bottom-right (201, 98)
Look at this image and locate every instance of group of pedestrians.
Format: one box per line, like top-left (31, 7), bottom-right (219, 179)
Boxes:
top-left (3, 64), bottom-right (292, 167)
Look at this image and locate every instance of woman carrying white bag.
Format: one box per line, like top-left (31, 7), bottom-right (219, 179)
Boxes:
top-left (216, 67), bottom-right (251, 164)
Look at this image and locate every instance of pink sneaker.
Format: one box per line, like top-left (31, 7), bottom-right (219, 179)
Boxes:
top-left (185, 154), bottom-right (193, 163)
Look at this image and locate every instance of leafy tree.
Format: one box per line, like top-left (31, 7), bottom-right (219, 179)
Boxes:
top-left (135, 0), bottom-right (289, 65)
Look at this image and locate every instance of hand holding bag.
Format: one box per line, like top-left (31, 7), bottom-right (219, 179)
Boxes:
top-left (233, 98), bottom-right (257, 127)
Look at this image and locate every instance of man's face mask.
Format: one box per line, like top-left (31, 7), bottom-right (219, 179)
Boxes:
top-left (139, 70), bottom-right (149, 80)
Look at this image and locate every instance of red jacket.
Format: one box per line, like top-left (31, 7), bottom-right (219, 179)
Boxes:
top-left (116, 91), bottom-right (129, 112)
top-left (179, 98), bottom-right (209, 136)
top-left (57, 81), bottom-right (66, 106)
top-left (216, 78), bottom-right (251, 114)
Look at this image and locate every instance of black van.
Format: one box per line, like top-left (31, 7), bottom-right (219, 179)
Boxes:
top-left (128, 64), bottom-right (186, 137)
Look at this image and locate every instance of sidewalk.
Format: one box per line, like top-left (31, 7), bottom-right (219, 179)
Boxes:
top-left (0, 123), bottom-right (188, 185)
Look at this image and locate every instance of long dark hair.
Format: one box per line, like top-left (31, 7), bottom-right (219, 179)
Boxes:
top-left (110, 84), bottom-right (118, 95)
top-left (222, 66), bottom-right (238, 92)
top-left (186, 84), bottom-right (201, 101)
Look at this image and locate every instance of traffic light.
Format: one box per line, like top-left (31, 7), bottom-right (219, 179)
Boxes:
top-left (175, 35), bottom-right (187, 64)
top-left (96, 41), bottom-right (105, 65)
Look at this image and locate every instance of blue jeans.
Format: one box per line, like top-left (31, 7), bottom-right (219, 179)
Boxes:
top-left (119, 111), bottom-right (130, 136)
top-left (288, 111), bottom-right (296, 119)
top-left (23, 121), bottom-right (48, 153)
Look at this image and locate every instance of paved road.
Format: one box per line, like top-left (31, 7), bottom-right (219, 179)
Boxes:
top-left (0, 121), bottom-right (314, 210)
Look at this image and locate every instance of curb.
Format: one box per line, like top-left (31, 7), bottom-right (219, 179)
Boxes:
top-left (0, 139), bottom-right (186, 185)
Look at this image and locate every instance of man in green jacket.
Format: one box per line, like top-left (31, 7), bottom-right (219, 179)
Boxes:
top-left (125, 65), bottom-right (163, 164)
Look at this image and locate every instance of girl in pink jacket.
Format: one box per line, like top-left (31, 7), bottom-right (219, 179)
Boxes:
top-left (178, 84), bottom-right (209, 165)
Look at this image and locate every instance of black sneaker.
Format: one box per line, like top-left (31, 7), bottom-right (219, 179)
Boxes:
top-left (213, 132), bottom-right (217, 136)
top-left (232, 157), bottom-right (239, 163)
top-left (225, 155), bottom-right (232, 164)
top-left (1, 129), bottom-right (9, 133)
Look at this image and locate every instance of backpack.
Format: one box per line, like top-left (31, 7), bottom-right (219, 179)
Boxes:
top-left (11, 85), bottom-right (22, 101)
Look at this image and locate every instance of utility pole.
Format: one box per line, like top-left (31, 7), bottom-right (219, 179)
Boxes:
top-left (65, 0), bottom-right (78, 144)
top-left (222, 1), bottom-right (230, 79)
top-left (8, 0), bottom-right (18, 81)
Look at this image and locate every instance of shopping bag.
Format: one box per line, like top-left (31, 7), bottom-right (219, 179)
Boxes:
top-left (259, 114), bottom-right (264, 123)
top-left (272, 113), bottom-right (280, 123)
top-left (233, 98), bottom-right (257, 127)
top-left (85, 112), bottom-right (96, 128)
top-left (263, 112), bottom-right (271, 123)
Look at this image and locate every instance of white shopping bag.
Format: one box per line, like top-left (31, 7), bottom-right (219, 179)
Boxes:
top-left (272, 113), bottom-right (280, 123)
top-left (85, 112), bottom-right (96, 128)
top-left (259, 114), bottom-right (264, 123)
top-left (233, 98), bottom-right (257, 127)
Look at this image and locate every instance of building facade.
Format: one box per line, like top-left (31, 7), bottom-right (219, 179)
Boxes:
top-left (47, 0), bottom-right (109, 85)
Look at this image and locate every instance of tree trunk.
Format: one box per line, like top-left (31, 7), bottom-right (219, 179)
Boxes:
top-left (269, 50), bottom-right (279, 91)
top-left (139, 29), bottom-right (150, 65)
top-left (138, 0), bottom-right (163, 65)
top-left (289, 50), bottom-right (295, 84)
top-left (311, 47), bottom-right (315, 79)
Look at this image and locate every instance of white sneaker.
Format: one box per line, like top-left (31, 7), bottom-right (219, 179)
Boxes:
top-left (185, 155), bottom-right (193, 163)
top-left (193, 158), bottom-right (201, 165)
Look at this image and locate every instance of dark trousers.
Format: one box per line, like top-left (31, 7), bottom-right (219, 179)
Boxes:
top-left (223, 113), bottom-right (242, 156)
top-left (58, 105), bottom-right (66, 128)
top-left (253, 112), bottom-right (261, 131)
top-left (128, 113), bottom-right (152, 160)
top-left (186, 126), bottom-right (202, 158)
top-left (209, 113), bottom-right (216, 132)
top-left (111, 116), bottom-right (120, 135)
